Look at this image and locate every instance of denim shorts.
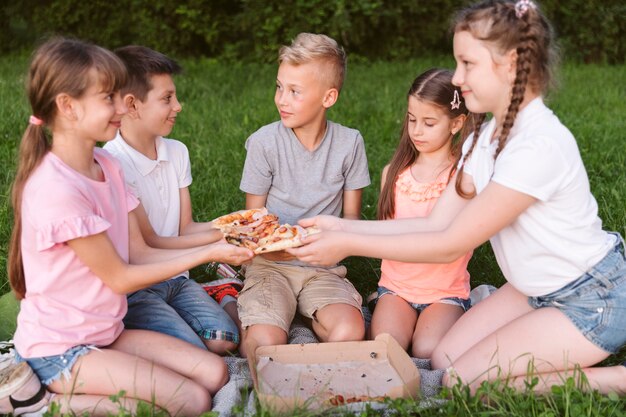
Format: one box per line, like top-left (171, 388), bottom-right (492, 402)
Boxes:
top-left (528, 233), bottom-right (626, 354)
top-left (125, 276), bottom-right (239, 348)
top-left (377, 286), bottom-right (472, 313)
top-left (15, 345), bottom-right (95, 386)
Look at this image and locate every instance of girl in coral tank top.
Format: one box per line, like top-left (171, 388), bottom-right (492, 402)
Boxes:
top-left (370, 68), bottom-right (474, 358)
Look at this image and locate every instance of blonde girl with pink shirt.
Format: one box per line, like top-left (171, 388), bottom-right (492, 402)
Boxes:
top-left (4, 37), bottom-right (252, 416)
top-left (371, 69), bottom-right (473, 358)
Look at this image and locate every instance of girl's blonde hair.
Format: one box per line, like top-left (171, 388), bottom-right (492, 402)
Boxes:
top-left (453, 0), bottom-right (558, 198)
top-left (377, 69), bottom-right (473, 220)
top-left (8, 37), bottom-right (126, 299)
top-left (278, 33), bottom-right (347, 91)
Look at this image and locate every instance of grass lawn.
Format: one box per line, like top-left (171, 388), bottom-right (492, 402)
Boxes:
top-left (0, 54), bottom-right (624, 415)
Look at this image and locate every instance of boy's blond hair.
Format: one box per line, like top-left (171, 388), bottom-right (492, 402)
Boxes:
top-left (278, 33), bottom-right (347, 91)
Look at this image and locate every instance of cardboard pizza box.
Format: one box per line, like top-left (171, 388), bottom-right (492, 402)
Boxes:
top-left (247, 333), bottom-right (421, 412)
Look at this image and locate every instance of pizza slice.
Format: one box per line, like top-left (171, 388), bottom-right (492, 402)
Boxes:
top-left (213, 208), bottom-right (319, 254)
top-left (254, 224), bottom-right (320, 254)
top-left (212, 208), bottom-right (273, 233)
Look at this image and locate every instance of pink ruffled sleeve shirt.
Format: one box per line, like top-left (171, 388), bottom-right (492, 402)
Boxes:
top-left (14, 148), bottom-right (139, 358)
top-left (379, 167), bottom-right (471, 304)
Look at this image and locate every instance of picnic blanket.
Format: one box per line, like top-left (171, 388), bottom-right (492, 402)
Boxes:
top-left (212, 312), bottom-right (446, 416)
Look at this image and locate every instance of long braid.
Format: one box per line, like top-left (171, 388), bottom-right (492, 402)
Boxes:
top-left (455, 112), bottom-right (486, 198)
top-left (452, 0), bottom-right (556, 198)
top-left (495, 8), bottom-right (533, 157)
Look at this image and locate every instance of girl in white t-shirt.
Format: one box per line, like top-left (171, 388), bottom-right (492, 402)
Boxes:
top-left (290, 0), bottom-right (626, 396)
top-left (5, 38), bottom-right (252, 416)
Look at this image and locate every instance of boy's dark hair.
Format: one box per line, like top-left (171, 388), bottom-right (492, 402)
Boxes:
top-left (115, 45), bottom-right (182, 101)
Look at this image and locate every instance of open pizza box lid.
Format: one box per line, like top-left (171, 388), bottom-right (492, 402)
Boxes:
top-left (247, 333), bottom-right (421, 412)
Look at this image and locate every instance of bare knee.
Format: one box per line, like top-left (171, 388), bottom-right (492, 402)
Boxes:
top-left (204, 339), bottom-right (238, 356)
top-left (431, 347), bottom-right (452, 370)
top-left (326, 319), bottom-right (365, 342)
top-left (163, 383), bottom-right (211, 416)
top-left (207, 359), bottom-right (229, 395)
top-left (411, 338), bottom-right (437, 359)
top-left (240, 325), bottom-right (287, 358)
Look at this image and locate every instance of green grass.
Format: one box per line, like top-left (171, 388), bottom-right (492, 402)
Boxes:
top-left (0, 54), bottom-right (624, 415)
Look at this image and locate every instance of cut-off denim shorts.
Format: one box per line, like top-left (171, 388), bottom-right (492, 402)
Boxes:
top-left (528, 232), bottom-right (626, 354)
top-left (15, 345), bottom-right (96, 386)
top-left (377, 286), bottom-right (472, 313)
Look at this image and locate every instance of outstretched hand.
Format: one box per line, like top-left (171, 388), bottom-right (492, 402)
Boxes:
top-left (297, 215), bottom-right (345, 232)
top-left (286, 231), bottom-right (350, 266)
top-left (208, 242), bottom-right (254, 266)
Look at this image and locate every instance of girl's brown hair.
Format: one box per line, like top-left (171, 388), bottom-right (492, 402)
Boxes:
top-left (377, 68), bottom-right (473, 220)
top-left (453, 0), bottom-right (558, 198)
top-left (8, 37), bottom-right (126, 299)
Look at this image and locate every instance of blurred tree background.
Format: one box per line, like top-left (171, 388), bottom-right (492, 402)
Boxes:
top-left (1, 0), bottom-right (624, 63)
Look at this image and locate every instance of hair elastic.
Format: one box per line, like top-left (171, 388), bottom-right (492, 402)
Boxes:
top-left (450, 90), bottom-right (462, 110)
top-left (515, 0), bottom-right (536, 18)
top-left (29, 115), bottom-right (44, 126)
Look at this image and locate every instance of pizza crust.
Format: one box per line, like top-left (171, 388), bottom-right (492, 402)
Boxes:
top-left (212, 208), bottom-right (319, 254)
top-left (254, 225), bottom-right (320, 254)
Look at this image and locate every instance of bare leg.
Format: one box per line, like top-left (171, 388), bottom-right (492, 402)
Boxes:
top-left (370, 294), bottom-right (417, 350)
top-left (239, 324), bottom-right (287, 358)
top-left (222, 301), bottom-right (243, 337)
top-left (313, 303), bottom-right (365, 342)
top-left (412, 303), bottom-right (464, 359)
top-left (432, 283), bottom-right (532, 369)
top-left (507, 364), bottom-right (626, 395)
top-left (437, 290), bottom-right (610, 394)
top-left (47, 329), bottom-right (225, 416)
top-left (112, 329), bottom-right (228, 394)
top-left (203, 339), bottom-right (238, 356)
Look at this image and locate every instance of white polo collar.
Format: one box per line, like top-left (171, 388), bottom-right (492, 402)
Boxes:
top-left (114, 132), bottom-right (170, 176)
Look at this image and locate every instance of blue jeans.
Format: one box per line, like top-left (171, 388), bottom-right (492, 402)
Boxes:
top-left (125, 276), bottom-right (239, 348)
top-left (377, 286), bottom-right (471, 313)
top-left (528, 233), bottom-right (626, 354)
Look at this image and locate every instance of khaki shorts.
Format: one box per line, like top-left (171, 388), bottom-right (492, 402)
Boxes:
top-left (237, 257), bottom-right (363, 332)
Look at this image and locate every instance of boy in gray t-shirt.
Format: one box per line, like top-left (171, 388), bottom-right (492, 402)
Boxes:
top-left (237, 33), bottom-right (371, 357)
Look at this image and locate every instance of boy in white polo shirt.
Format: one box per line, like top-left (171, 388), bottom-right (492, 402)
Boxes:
top-left (104, 45), bottom-right (240, 354)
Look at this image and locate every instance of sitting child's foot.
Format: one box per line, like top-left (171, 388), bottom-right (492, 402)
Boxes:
top-left (0, 361), bottom-right (52, 417)
top-left (201, 277), bottom-right (244, 305)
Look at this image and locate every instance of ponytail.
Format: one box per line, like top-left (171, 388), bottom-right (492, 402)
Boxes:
top-left (9, 123), bottom-right (51, 299)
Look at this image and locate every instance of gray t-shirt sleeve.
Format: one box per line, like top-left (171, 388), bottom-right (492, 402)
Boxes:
top-left (343, 132), bottom-right (370, 190)
top-left (240, 133), bottom-right (273, 196)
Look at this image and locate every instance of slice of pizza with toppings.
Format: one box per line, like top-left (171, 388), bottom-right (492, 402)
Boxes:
top-left (212, 208), bottom-right (275, 233)
top-left (254, 224), bottom-right (320, 254)
top-left (213, 208), bottom-right (319, 254)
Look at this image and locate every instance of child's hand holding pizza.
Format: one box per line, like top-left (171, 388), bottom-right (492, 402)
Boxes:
top-left (297, 214), bottom-right (346, 232)
top-left (212, 208), bottom-right (321, 255)
top-left (204, 241), bottom-right (254, 266)
top-left (286, 230), bottom-right (351, 266)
